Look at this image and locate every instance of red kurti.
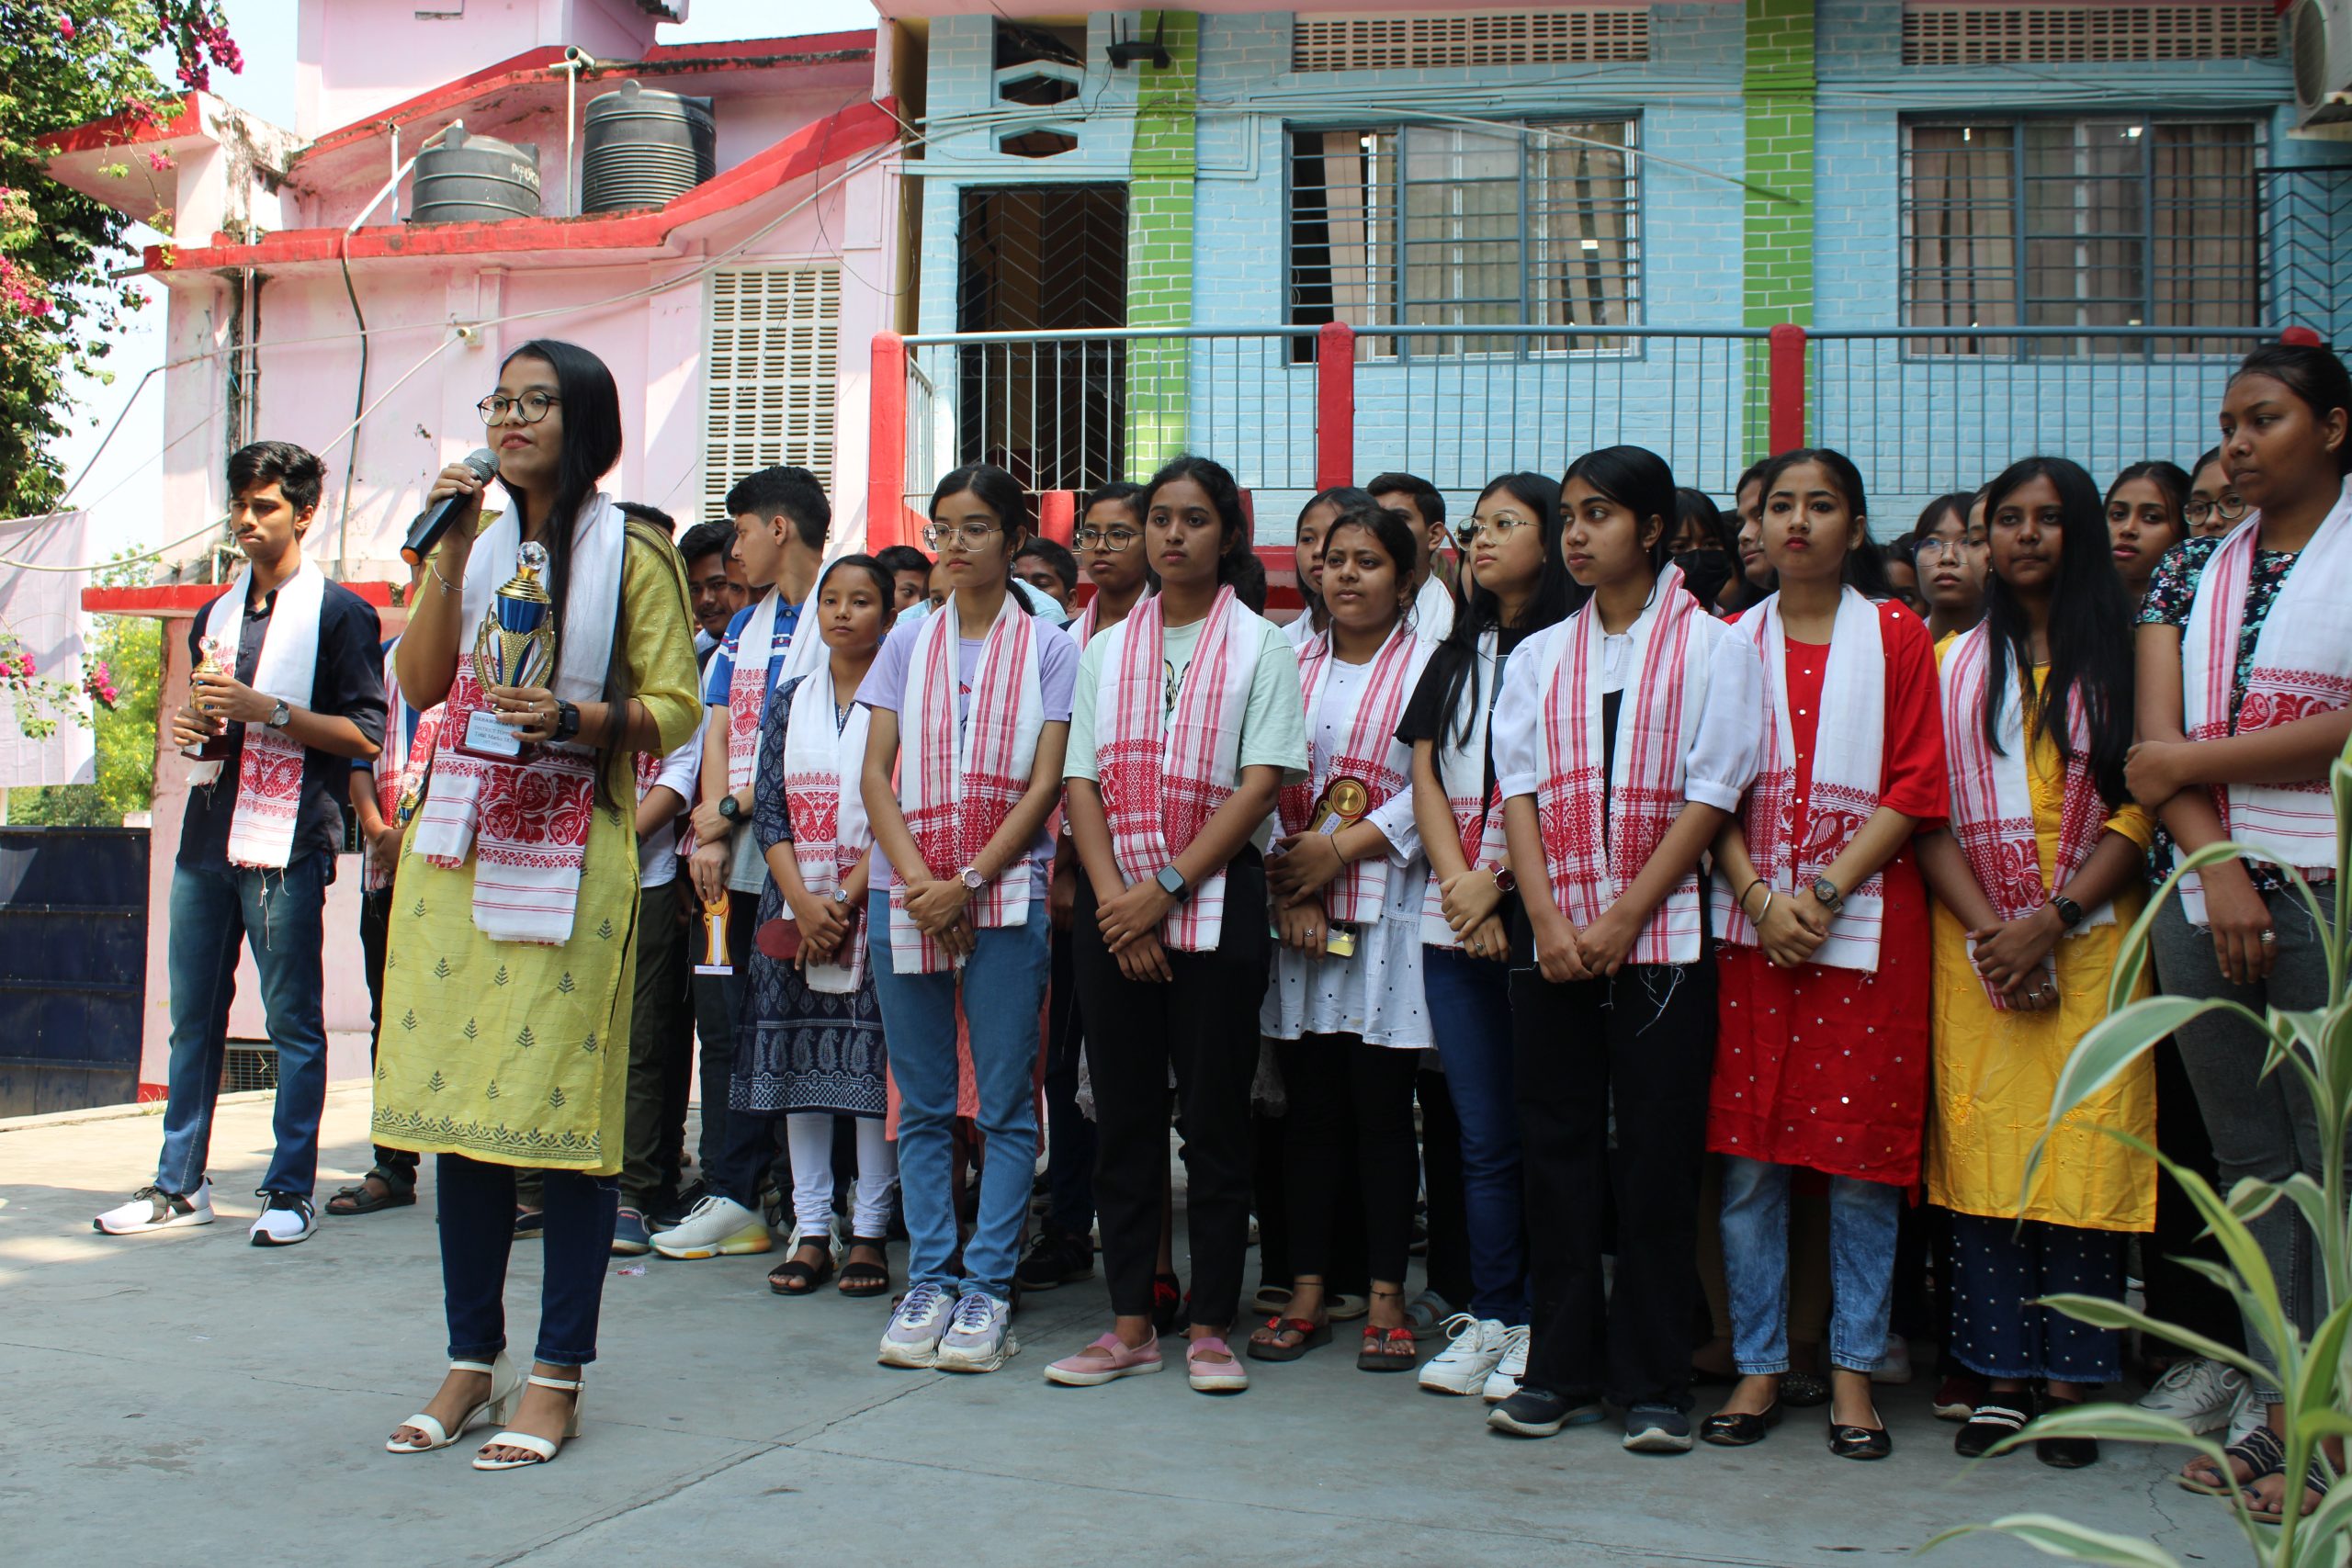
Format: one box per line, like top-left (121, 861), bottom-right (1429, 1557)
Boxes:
top-left (1707, 604), bottom-right (1947, 1187)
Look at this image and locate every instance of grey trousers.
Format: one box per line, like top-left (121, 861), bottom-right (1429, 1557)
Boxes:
top-left (2152, 880), bottom-right (2339, 1404)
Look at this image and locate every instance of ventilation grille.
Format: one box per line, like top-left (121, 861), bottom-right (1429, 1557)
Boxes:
top-left (1903, 4), bottom-right (2279, 65)
top-left (703, 265), bottom-right (840, 522)
top-left (1293, 10), bottom-right (1651, 72)
top-left (222, 1043), bottom-right (277, 1095)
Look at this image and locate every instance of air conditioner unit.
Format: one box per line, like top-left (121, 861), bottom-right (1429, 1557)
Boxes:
top-left (2288, 0), bottom-right (2352, 128)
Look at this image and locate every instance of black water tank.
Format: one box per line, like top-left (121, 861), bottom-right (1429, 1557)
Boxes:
top-left (582, 81), bottom-right (716, 214)
top-left (408, 128), bottom-right (542, 224)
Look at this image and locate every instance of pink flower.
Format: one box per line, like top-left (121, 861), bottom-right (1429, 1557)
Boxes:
top-left (147, 151), bottom-right (172, 172)
top-left (58, 16), bottom-right (75, 39)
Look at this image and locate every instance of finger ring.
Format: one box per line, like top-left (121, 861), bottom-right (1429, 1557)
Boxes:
top-left (2259, 930), bottom-right (2276, 945)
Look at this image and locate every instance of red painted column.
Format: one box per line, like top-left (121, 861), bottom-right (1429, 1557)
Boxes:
top-left (868, 331), bottom-right (908, 551)
top-left (1767, 322), bottom-right (1807, 456)
top-left (2282, 325), bottom-right (2323, 347)
top-left (1316, 321), bottom-right (1355, 491)
top-left (1036, 490), bottom-right (1075, 546)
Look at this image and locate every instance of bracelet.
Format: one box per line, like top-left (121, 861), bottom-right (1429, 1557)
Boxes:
top-left (430, 559), bottom-right (460, 597)
top-left (1741, 882), bottom-right (1774, 926)
top-left (1738, 875), bottom-right (1766, 919)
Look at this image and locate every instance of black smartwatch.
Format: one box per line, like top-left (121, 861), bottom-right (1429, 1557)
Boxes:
top-left (716, 791), bottom-right (742, 824)
top-left (2050, 893), bottom-right (2085, 930)
top-left (1810, 874), bottom-right (1844, 914)
top-left (551, 700), bottom-right (582, 744)
top-left (1155, 864), bottom-right (1190, 902)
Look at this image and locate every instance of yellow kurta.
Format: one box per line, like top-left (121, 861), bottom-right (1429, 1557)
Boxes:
top-left (372, 521), bottom-right (702, 1173)
top-left (1926, 661), bottom-right (2158, 1232)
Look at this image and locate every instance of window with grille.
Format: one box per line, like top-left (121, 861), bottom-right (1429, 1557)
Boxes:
top-left (702, 266), bottom-right (840, 518)
top-left (1900, 118), bottom-right (2262, 355)
top-left (1288, 119), bottom-right (1638, 357)
top-left (1902, 4), bottom-right (2278, 65)
top-left (1292, 9), bottom-right (1651, 71)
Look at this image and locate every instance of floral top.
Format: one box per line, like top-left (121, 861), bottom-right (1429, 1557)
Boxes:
top-left (2138, 534), bottom-right (2305, 892)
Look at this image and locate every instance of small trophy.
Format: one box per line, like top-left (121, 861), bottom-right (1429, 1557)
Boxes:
top-left (182, 635), bottom-right (233, 761)
top-left (1308, 774), bottom-right (1368, 957)
top-left (459, 541), bottom-right (558, 760)
top-left (695, 895), bottom-right (734, 976)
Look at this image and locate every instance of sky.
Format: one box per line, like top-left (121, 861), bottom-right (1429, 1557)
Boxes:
top-left (46, 0), bottom-right (883, 562)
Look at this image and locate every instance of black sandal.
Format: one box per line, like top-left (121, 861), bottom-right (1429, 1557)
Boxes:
top-left (2182, 1424), bottom-right (2282, 1495)
top-left (837, 1236), bottom-right (892, 1298)
top-left (325, 1168), bottom-right (415, 1216)
top-left (767, 1229), bottom-right (836, 1296)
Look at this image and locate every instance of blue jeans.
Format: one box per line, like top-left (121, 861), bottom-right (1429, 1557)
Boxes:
top-left (867, 894), bottom-right (1050, 1302)
top-left (1423, 945), bottom-right (1527, 1324)
top-left (1719, 1155), bottom-right (1900, 1375)
top-left (437, 1154), bottom-right (619, 1365)
top-left (154, 853), bottom-right (331, 1199)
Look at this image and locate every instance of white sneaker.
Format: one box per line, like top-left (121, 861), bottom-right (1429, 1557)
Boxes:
top-left (878, 1281), bottom-right (956, 1369)
top-left (933, 1291), bottom-right (1019, 1373)
top-left (94, 1180), bottom-right (215, 1235)
top-left (2138, 1357), bottom-right (2249, 1435)
top-left (650, 1195), bottom-right (772, 1259)
top-left (1420, 1314), bottom-right (1508, 1395)
top-left (1481, 1324), bottom-right (1532, 1404)
top-left (248, 1191), bottom-right (316, 1247)
top-left (1871, 1331), bottom-right (1914, 1385)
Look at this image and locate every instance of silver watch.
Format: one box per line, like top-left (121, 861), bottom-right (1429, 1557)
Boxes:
top-left (267, 699), bottom-right (292, 728)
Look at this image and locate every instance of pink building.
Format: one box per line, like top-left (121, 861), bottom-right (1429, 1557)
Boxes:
top-left (41, 0), bottom-right (909, 1094)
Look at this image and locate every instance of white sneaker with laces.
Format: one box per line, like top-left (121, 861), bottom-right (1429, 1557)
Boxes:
top-left (1481, 1324), bottom-right (1532, 1404)
top-left (649, 1195), bottom-right (771, 1259)
top-left (933, 1290), bottom-right (1019, 1373)
top-left (2224, 1379), bottom-right (2264, 1447)
top-left (1871, 1331), bottom-right (1914, 1385)
top-left (878, 1281), bottom-right (956, 1369)
top-left (1419, 1314), bottom-right (1508, 1395)
top-left (2138, 1357), bottom-right (2248, 1435)
top-left (94, 1180), bottom-right (215, 1235)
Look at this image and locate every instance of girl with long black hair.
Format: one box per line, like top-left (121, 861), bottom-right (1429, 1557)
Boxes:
top-left (1049, 454), bottom-right (1306, 1393)
top-left (2106, 460), bottom-right (2190, 606)
top-left (1397, 471), bottom-right (1576, 1401)
top-left (1916, 457), bottom-right (2155, 1467)
top-left (378, 339), bottom-right (703, 1468)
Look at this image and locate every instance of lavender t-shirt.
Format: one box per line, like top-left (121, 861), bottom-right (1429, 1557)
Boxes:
top-left (856, 609), bottom-right (1079, 893)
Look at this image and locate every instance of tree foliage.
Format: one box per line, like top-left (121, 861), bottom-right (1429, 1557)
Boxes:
top-left (0, 3), bottom-right (240, 520)
top-left (10, 549), bottom-right (163, 826)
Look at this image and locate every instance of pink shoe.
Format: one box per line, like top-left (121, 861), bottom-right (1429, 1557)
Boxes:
top-left (1044, 1331), bottom-right (1163, 1387)
top-left (1186, 1336), bottom-right (1250, 1393)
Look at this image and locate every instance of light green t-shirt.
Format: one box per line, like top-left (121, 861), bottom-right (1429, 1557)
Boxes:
top-left (1066, 614), bottom-right (1308, 798)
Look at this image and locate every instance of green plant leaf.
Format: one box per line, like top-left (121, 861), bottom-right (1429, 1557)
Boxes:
top-left (1980, 1402), bottom-right (2222, 1467)
top-left (2033, 1293), bottom-right (2269, 1387)
top-left (1922, 1516), bottom-right (2181, 1566)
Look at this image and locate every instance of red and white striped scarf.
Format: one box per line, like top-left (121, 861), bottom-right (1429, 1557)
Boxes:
top-left (784, 659), bottom-right (874, 991)
top-left (1706, 587), bottom-right (1890, 971)
top-left (412, 494), bottom-right (623, 943)
top-left (191, 559), bottom-right (325, 870)
top-left (2178, 479), bottom-right (2352, 924)
top-left (1098, 587), bottom-right (1254, 952)
top-left (1939, 624), bottom-right (2115, 1008)
top-left (1277, 620), bottom-right (1425, 927)
top-left (890, 591), bottom-right (1044, 973)
top-left (366, 637), bottom-right (445, 894)
top-left (1419, 626), bottom-right (1507, 949)
top-left (1535, 562), bottom-right (1710, 964)
top-left (725, 591), bottom-right (787, 795)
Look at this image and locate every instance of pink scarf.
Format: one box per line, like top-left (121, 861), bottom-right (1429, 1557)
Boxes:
top-left (1278, 620), bottom-right (1423, 927)
top-left (1097, 587), bottom-right (1252, 952)
top-left (784, 660), bottom-right (874, 991)
top-left (1535, 562), bottom-right (1709, 964)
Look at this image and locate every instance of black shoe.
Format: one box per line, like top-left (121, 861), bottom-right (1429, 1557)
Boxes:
top-left (2034, 1394), bottom-right (2099, 1469)
top-left (1953, 1397), bottom-right (2031, 1459)
top-left (653, 1178), bottom-right (709, 1230)
top-left (1623, 1404), bottom-right (1693, 1453)
top-left (1829, 1405), bottom-right (1893, 1461)
top-left (1701, 1404), bottom-right (1782, 1447)
top-left (1015, 1231), bottom-right (1095, 1292)
top-left (1487, 1387), bottom-right (1605, 1438)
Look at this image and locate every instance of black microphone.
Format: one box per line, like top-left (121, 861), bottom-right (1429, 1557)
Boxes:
top-left (401, 447), bottom-right (497, 566)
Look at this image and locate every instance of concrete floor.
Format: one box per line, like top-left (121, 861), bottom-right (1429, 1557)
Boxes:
top-left (0, 1084), bottom-right (2239, 1567)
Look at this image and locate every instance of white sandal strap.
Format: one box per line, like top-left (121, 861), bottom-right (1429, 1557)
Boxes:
top-left (448, 1359), bottom-right (498, 1375)
top-left (476, 1430), bottom-right (557, 1464)
top-left (526, 1374), bottom-right (583, 1392)
top-left (395, 1412), bottom-right (449, 1446)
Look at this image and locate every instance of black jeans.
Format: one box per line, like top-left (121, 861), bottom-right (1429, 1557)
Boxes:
top-left (689, 887), bottom-right (762, 1182)
top-left (1075, 854), bottom-right (1270, 1329)
top-left (1278, 1034), bottom-right (1422, 1290)
top-left (1043, 914), bottom-right (1097, 1241)
top-left (620, 883), bottom-right (694, 1213)
top-left (1512, 959), bottom-right (1717, 1410)
top-left (359, 886), bottom-right (419, 1183)
top-left (1418, 1066), bottom-right (1473, 1308)
top-left (2145, 1037), bottom-right (2245, 1355)
top-left (438, 1153), bottom-right (618, 1366)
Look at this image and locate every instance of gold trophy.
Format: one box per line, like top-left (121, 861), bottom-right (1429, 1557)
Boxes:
top-left (1308, 773), bottom-right (1370, 958)
top-left (695, 894), bottom-right (734, 976)
top-left (182, 635), bottom-right (233, 760)
top-left (458, 541), bottom-right (558, 760)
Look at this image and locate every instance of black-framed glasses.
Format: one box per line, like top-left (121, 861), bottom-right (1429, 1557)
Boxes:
top-left (1075, 525), bottom-right (1140, 552)
top-left (2184, 495), bottom-right (2249, 526)
top-left (478, 390), bottom-right (560, 424)
top-left (923, 520), bottom-right (1001, 551)
top-left (1457, 513), bottom-right (1539, 546)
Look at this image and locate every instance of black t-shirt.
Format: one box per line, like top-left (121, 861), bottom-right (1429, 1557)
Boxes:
top-left (1395, 623), bottom-right (1537, 805)
top-left (179, 579), bottom-right (387, 874)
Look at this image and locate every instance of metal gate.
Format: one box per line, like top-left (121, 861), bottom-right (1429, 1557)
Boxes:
top-left (0, 827), bottom-right (148, 1116)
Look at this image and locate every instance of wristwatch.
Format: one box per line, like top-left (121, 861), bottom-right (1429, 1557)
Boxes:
top-left (551, 700), bottom-right (581, 743)
top-left (1156, 864), bottom-right (1191, 902)
top-left (832, 886), bottom-right (853, 907)
top-left (959, 864), bottom-right (986, 891)
top-left (2050, 893), bottom-right (2086, 929)
top-left (1811, 874), bottom-right (1845, 914)
top-left (267, 698), bottom-right (292, 728)
top-left (1487, 863), bottom-right (1517, 895)
top-left (717, 793), bottom-right (743, 825)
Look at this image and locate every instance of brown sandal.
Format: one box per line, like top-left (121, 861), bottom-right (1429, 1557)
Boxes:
top-left (1246, 1315), bottom-right (1331, 1362)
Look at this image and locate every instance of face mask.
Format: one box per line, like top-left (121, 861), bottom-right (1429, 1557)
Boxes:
top-left (1677, 547), bottom-right (1733, 608)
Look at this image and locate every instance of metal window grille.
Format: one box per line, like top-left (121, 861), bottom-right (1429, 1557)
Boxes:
top-left (222, 1043), bottom-right (277, 1094)
top-left (2260, 164), bottom-right (2352, 350)
top-left (1288, 118), bottom-right (1639, 358)
top-left (702, 266), bottom-right (840, 519)
top-left (1899, 118), bottom-right (2262, 355)
top-left (1293, 9), bottom-right (1650, 71)
top-left (1901, 4), bottom-right (2278, 65)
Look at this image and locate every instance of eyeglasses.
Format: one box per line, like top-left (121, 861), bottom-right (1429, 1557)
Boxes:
top-left (922, 520), bottom-right (1002, 551)
top-left (478, 390), bottom-right (560, 424)
top-left (1455, 513), bottom-right (1538, 546)
top-left (1917, 532), bottom-right (1981, 558)
top-left (2184, 495), bottom-right (2249, 526)
top-left (1075, 525), bottom-right (1140, 552)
